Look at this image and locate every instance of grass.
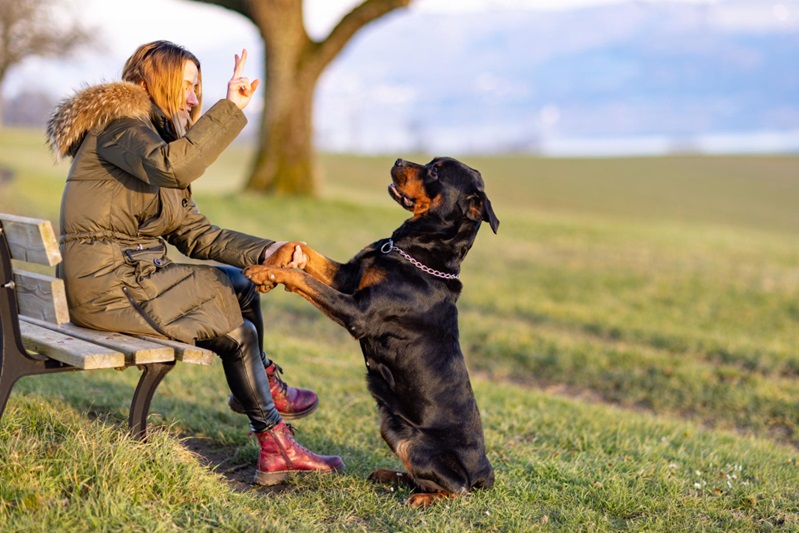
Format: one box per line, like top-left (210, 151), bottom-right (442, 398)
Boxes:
top-left (1, 127), bottom-right (798, 531)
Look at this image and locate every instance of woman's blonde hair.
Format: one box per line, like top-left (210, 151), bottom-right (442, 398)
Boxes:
top-left (122, 40), bottom-right (202, 137)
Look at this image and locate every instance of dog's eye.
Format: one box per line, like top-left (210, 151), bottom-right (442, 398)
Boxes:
top-left (428, 166), bottom-right (438, 180)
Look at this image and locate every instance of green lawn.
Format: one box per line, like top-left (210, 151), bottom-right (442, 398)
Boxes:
top-left (1, 127), bottom-right (798, 531)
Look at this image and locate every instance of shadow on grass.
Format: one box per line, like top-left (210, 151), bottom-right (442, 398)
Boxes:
top-left (181, 435), bottom-right (283, 494)
top-left (179, 433), bottom-right (381, 500)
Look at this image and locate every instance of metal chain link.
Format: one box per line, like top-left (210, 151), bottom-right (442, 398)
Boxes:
top-left (380, 239), bottom-right (459, 280)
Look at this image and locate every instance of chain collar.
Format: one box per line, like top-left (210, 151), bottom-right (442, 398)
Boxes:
top-left (380, 239), bottom-right (459, 280)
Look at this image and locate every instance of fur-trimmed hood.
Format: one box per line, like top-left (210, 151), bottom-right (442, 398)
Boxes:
top-left (47, 81), bottom-right (153, 159)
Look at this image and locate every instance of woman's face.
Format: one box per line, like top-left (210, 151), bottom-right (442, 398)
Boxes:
top-left (179, 60), bottom-right (200, 126)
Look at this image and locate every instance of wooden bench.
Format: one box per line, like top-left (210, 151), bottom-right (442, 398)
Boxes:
top-left (0, 213), bottom-right (215, 439)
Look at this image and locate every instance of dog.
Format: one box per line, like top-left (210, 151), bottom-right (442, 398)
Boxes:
top-left (244, 156), bottom-right (499, 507)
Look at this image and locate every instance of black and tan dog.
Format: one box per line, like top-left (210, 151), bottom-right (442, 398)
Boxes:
top-left (244, 157), bottom-right (498, 507)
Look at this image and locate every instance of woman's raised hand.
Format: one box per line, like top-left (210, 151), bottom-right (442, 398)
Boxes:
top-left (227, 49), bottom-right (260, 110)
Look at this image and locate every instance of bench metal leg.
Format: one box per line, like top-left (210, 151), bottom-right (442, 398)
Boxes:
top-left (0, 364), bottom-right (17, 423)
top-left (1, 333), bottom-right (78, 424)
top-left (129, 362), bottom-right (175, 441)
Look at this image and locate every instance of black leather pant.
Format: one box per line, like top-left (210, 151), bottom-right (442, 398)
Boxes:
top-left (218, 266), bottom-right (271, 367)
top-left (196, 266), bottom-right (280, 432)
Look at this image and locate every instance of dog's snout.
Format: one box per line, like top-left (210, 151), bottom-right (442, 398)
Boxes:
top-left (394, 158), bottom-right (405, 168)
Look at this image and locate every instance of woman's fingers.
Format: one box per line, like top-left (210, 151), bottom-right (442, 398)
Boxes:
top-left (234, 77), bottom-right (251, 95)
top-left (227, 48), bottom-right (259, 108)
top-left (286, 244), bottom-right (308, 269)
top-left (233, 49), bottom-right (247, 78)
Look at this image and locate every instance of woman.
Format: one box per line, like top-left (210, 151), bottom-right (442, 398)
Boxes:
top-left (46, 40), bottom-right (343, 485)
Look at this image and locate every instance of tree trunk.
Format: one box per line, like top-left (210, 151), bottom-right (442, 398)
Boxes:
top-left (244, 1), bottom-right (318, 194)
top-left (248, 69), bottom-right (316, 194)
top-left (190, 0), bottom-right (413, 195)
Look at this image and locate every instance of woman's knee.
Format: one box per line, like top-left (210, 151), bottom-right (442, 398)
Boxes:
top-left (198, 319), bottom-right (259, 357)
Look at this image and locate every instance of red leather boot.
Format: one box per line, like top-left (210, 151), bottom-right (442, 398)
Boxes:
top-left (229, 362), bottom-right (319, 419)
top-left (254, 421), bottom-right (345, 486)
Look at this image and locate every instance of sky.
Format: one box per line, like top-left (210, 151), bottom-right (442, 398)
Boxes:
top-left (7, 0), bottom-right (798, 155)
top-left (15, 0), bottom-right (733, 102)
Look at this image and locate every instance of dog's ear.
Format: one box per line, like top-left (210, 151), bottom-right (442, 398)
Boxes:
top-left (467, 191), bottom-right (500, 234)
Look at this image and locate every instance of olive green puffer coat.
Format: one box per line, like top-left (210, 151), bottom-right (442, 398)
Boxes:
top-left (47, 82), bottom-right (273, 343)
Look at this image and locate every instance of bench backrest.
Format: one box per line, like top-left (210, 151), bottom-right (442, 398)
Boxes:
top-left (0, 213), bottom-right (69, 324)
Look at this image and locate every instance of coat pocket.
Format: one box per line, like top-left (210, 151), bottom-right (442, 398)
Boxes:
top-left (122, 243), bottom-right (171, 280)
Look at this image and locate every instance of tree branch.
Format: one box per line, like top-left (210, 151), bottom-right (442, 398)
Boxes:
top-left (184, 0), bottom-right (251, 21)
top-left (311, 0), bottom-right (411, 74)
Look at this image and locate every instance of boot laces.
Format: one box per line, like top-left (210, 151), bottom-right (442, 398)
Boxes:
top-left (269, 362), bottom-right (289, 395)
top-left (280, 422), bottom-right (314, 455)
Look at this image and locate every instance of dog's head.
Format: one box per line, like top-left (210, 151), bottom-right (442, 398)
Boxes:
top-left (388, 157), bottom-right (499, 234)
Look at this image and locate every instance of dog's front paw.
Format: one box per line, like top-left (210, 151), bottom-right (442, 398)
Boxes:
top-left (243, 265), bottom-right (280, 292)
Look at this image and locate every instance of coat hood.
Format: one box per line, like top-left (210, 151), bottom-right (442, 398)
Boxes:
top-left (47, 81), bottom-right (153, 159)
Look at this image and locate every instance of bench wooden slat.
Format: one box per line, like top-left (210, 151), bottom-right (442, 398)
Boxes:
top-left (14, 271), bottom-right (70, 325)
top-left (0, 213), bottom-right (61, 266)
top-left (21, 317), bottom-right (176, 366)
top-left (19, 321), bottom-right (126, 370)
top-left (134, 335), bottom-right (214, 366)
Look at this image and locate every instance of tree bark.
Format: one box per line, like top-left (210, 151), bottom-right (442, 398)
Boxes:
top-left (190, 0), bottom-right (412, 195)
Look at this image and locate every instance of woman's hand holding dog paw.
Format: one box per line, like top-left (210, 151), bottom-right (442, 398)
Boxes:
top-left (262, 241), bottom-right (308, 269)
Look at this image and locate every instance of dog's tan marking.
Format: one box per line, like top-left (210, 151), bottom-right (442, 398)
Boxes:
top-left (395, 166), bottom-right (438, 217)
top-left (406, 177), bottom-right (432, 216)
top-left (468, 203), bottom-right (483, 221)
top-left (394, 439), bottom-right (420, 479)
top-left (358, 267), bottom-right (386, 290)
